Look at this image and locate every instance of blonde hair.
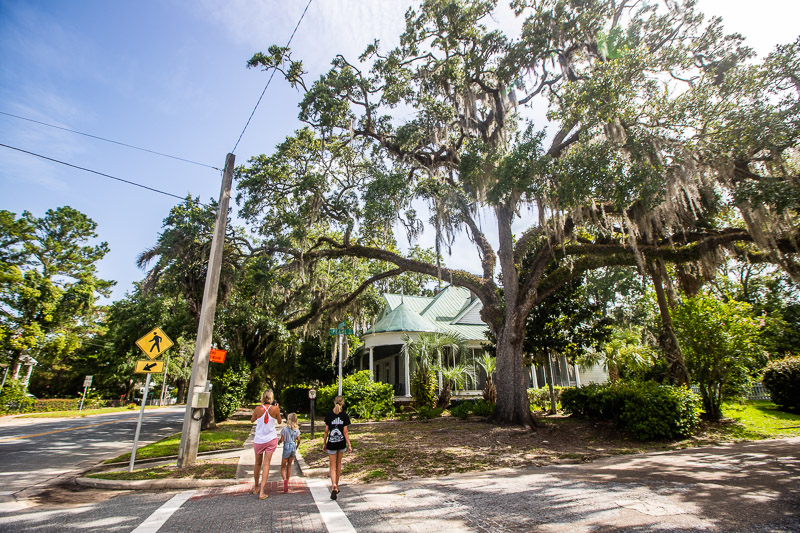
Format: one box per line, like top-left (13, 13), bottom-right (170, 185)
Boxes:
top-left (286, 412), bottom-right (299, 430)
top-left (333, 395), bottom-right (345, 414)
top-left (260, 389), bottom-right (274, 405)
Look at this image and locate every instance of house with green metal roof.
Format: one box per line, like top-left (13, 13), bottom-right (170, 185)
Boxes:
top-left (356, 285), bottom-right (607, 400)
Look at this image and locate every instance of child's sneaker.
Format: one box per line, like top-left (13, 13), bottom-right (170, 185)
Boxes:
top-left (283, 479), bottom-right (289, 493)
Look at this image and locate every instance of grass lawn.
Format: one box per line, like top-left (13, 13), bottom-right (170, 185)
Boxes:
top-left (714, 401), bottom-right (800, 439)
top-left (87, 458), bottom-right (238, 481)
top-left (104, 419), bottom-right (252, 464)
top-left (20, 406), bottom-right (164, 418)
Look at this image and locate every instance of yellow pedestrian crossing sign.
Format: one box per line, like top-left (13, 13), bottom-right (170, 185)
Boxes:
top-left (135, 360), bottom-right (165, 373)
top-left (135, 327), bottom-right (173, 359)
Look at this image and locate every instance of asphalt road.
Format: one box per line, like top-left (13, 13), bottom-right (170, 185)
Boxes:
top-left (0, 407), bottom-right (185, 506)
top-left (0, 413), bottom-right (797, 532)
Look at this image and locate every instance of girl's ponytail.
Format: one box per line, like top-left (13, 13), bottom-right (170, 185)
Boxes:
top-left (333, 395), bottom-right (344, 415)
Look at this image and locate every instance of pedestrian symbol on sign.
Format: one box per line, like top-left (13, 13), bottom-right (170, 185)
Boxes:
top-left (149, 331), bottom-right (162, 353)
top-left (135, 327), bottom-right (173, 359)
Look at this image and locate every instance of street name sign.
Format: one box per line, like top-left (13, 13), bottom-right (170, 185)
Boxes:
top-left (135, 327), bottom-right (174, 359)
top-left (135, 360), bottom-right (165, 373)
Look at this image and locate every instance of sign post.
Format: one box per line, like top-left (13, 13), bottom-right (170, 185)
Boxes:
top-left (328, 321), bottom-right (353, 396)
top-left (78, 375), bottom-right (92, 413)
top-left (159, 353), bottom-right (170, 406)
top-left (129, 373), bottom-right (151, 472)
top-left (129, 326), bottom-right (173, 472)
top-left (308, 388), bottom-right (317, 439)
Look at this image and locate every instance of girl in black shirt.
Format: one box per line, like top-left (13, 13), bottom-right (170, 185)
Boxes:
top-left (323, 395), bottom-right (352, 500)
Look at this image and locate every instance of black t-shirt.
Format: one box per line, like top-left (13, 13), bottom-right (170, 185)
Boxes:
top-left (324, 410), bottom-right (351, 450)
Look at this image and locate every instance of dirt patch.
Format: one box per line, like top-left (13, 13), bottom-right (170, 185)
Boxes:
top-left (299, 414), bottom-right (726, 483)
top-left (25, 480), bottom-right (121, 508)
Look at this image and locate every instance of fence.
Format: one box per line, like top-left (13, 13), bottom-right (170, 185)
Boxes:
top-left (690, 384), bottom-right (771, 401)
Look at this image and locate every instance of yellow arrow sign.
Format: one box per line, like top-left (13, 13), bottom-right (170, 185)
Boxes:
top-left (135, 360), bottom-right (165, 373)
top-left (135, 327), bottom-right (174, 359)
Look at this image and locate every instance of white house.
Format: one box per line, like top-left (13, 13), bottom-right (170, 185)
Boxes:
top-left (356, 285), bottom-right (607, 400)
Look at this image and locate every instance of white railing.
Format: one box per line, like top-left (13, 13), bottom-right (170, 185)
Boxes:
top-left (690, 384), bottom-right (771, 401)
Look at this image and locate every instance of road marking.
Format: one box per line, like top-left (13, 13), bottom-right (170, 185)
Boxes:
top-left (306, 478), bottom-right (356, 533)
top-left (0, 411), bottom-right (177, 442)
top-left (131, 490), bottom-right (195, 533)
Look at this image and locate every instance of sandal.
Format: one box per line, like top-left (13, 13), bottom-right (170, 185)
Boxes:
top-left (259, 494), bottom-right (269, 500)
top-left (330, 489), bottom-right (337, 500)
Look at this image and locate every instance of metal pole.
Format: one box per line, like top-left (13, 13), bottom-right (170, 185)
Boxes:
top-left (129, 373), bottom-right (152, 472)
top-left (177, 153), bottom-right (235, 468)
top-left (338, 332), bottom-right (343, 396)
top-left (78, 385), bottom-right (88, 413)
top-left (310, 399), bottom-right (315, 439)
top-left (0, 365), bottom-right (8, 395)
top-left (159, 353), bottom-right (170, 406)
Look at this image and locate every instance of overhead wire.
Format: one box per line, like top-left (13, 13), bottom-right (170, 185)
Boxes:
top-left (231, 0), bottom-right (313, 154)
top-left (0, 110), bottom-right (221, 171)
top-left (0, 143), bottom-right (206, 205)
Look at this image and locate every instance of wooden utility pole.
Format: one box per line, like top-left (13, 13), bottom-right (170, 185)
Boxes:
top-left (177, 153), bottom-right (235, 468)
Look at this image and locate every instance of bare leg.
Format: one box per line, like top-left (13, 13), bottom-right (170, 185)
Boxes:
top-left (334, 451), bottom-right (343, 489)
top-left (253, 453), bottom-right (263, 494)
top-left (259, 451), bottom-right (274, 498)
top-left (328, 453), bottom-right (337, 491)
top-left (282, 457), bottom-right (292, 492)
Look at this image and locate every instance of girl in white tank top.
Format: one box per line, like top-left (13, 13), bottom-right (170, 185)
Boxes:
top-left (250, 389), bottom-right (281, 499)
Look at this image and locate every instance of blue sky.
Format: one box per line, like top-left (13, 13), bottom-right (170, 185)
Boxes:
top-left (1, 0), bottom-right (798, 303)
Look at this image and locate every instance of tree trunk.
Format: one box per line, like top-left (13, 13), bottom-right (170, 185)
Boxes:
top-left (649, 261), bottom-right (691, 386)
top-left (491, 323), bottom-right (535, 428)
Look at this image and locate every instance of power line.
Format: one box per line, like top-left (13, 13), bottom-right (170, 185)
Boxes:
top-left (0, 110), bottom-right (221, 171)
top-left (231, 0), bottom-right (313, 154)
top-left (0, 142), bottom-right (205, 205)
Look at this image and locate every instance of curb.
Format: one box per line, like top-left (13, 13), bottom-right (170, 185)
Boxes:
top-left (76, 477), bottom-right (247, 490)
top-left (100, 447), bottom-right (245, 468)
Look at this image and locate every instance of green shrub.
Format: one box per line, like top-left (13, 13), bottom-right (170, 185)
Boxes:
top-left (416, 406), bottom-right (444, 420)
top-left (410, 365), bottom-right (437, 409)
top-left (562, 382), bottom-right (701, 440)
top-left (281, 385), bottom-right (312, 415)
top-left (448, 400), bottom-right (473, 419)
top-left (0, 379), bottom-right (35, 414)
top-left (211, 365), bottom-right (250, 422)
top-left (33, 398), bottom-right (80, 412)
top-left (763, 356), bottom-right (800, 412)
top-left (470, 399), bottom-right (495, 417)
top-left (316, 371), bottom-right (395, 419)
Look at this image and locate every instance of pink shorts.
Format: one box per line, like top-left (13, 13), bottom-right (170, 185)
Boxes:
top-left (254, 438), bottom-right (278, 455)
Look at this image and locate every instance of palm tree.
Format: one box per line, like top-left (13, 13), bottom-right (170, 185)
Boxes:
top-left (403, 332), bottom-right (465, 409)
top-left (437, 362), bottom-right (468, 409)
top-left (477, 353), bottom-right (497, 405)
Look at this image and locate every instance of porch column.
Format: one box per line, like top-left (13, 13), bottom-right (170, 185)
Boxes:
top-left (368, 347), bottom-right (374, 381)
top-left (12, 361), bottom-right (21, 380)
top-left (404, 343), bottom-right (410, 396)
top-left (437, 352), bottom-right (442, 391)
top-left (531, 365), bottom-right (539, 388)
top-left (574, 363), bottom-right (582, 387)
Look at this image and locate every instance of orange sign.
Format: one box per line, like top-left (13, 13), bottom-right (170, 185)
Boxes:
top-left (209, 348), bottom-right (227, 363)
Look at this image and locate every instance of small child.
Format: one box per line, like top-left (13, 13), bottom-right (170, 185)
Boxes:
top-left (278, 413), bottom-right (301, 493)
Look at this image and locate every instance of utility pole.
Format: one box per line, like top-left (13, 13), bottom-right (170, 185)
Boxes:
top-left (177, 153), bottom-right (235, 468)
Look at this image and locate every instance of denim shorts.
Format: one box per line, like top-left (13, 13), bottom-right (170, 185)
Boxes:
top-left (326, 448), bottom-right (346, 455)
top-left (282, 446), bottom-right (296, 459)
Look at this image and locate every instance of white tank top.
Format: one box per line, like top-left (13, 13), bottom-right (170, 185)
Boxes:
top-left (254, 404), bottom-right (277, 444)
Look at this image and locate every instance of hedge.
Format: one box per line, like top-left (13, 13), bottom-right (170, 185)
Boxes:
top-left (561, 381), bottom-right (701, 440)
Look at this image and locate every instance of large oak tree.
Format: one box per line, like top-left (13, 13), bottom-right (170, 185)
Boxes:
top-left (240, 0), bottom-right (800, 426)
